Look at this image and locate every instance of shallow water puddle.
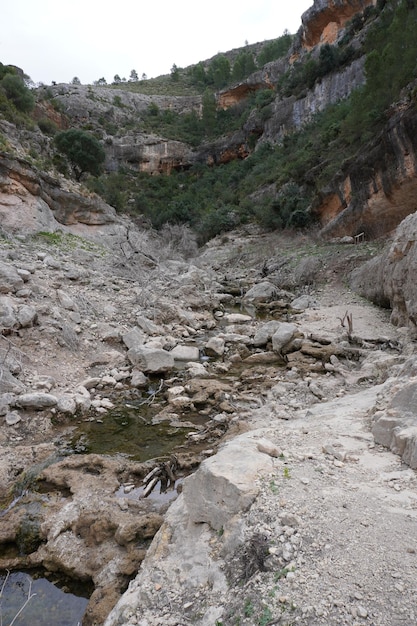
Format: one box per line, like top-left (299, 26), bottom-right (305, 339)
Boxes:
top-left (70, 404), bottom-right (205, 461)
top-left (0, 571), bottom-right (89, 626)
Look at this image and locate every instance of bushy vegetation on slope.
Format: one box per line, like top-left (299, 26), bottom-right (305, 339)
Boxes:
top-left (105, 32), bottom-right (293, 96)
top-left (0, 62), bottom-right (35, 126)
top-left (85, 0), bottom-right (417, 242)
top-left (2, 1), bottom-right (417, 243)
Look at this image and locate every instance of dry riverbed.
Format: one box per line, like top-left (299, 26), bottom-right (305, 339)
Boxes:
top-left (1, 227), bottom-right (416, 625)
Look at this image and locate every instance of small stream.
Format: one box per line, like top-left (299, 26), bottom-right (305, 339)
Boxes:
top-left (2, 305), bottom-right (270, 624)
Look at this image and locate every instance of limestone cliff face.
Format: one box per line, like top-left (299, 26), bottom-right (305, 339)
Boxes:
top-left (43, 84), bottom-right (201, 126)
top-left (300, 0), bottom-right (376, 49)
top-left (194, 131), bottom-right (250, 167)
top-left (218, 59), bottom-right (287, 109)
top-left (0, 153), bottom-right (117, 233)
top-left (36, 85), bottom-right (201, 174)
top-left (259, 57), bottom-right (365, 144)
top-left (316, 105), bottom-right (417, 240)
top-left (108, 134), bottom-right (193, 174)
top-left (33, 100), bottom-right (69, 130)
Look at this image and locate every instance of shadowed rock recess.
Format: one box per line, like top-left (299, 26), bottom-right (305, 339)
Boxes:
top-left (1, 2), bottom-right (417, 625)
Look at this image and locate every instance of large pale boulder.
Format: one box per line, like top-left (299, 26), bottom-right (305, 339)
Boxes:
top-left (242, 281), bottom-right (277, 304)
top-left (17, 392), bottom-right (58, 409)
top-left (127, 346), bottom-right (174, 373)
top-left (372, 377), bottom-right (417, 468)
top-left (170, 344), bottom-right (200, 361)
top-left (104, 433), bottom-right (277, 626)
top-left (350, 213), bottom-right (417, 333)
top-left (253, 320), bottom-right (282, 347)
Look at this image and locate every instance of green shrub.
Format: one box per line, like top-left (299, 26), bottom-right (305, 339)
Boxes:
top-left (112, 95), bottom-right (123, 108)
top-left (0, 62), bottom-right (18, 81)
top-left (257, 32), bottom-right (293, 67)
top-left (0, 73), bottom-right (35, 113)
top-left (54, 129), bottom-right (105, 180)
top-left (38, 117), bottom-right (58, 135)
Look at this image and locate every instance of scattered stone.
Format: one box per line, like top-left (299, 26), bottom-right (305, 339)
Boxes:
top-left (57, 289), bottom-right (78, 310)
top-left (89, 349), bottom-right (126, 367)
top-left (257, 439), bottom-right (282, 458)
top-left (356, 605), bottom-right (368, 618)
top-left (130, 369), bottom-right (149, 388)
top-left (81, 377), bottom-right (102, 390)
top-left (43, 255), bottom-right (61, 269)
top-left (122, 327), bottom-right (145, 349)
top-left (323, 444), bottom-right (347, 462)
top-left (167, 386), bottom-right (186, 402)
top-left (205, 336), bottom-right (225, 357)
top-left (185, 362), bottom-right (212, 378)
top-left (243, 281), bottom-right (278, 304)
top-left (0, 262), bottom-right (24, 293)
top-left (290, 295), bottom-right (318, 310)
top-left (16, 268), bottom-right (31, 282)
top-left (57, 395), bottom-right (77, 415)
top-left (224, 313), bottom-right (252, 324)
top-left (136, 316), bottom-right (162, 335)
top-left (5, 410), bottom-right (21, 425)
top-left (0, 296), bottom-right (18, 329)
top-left (16, 304), bottom-right (37, 327)
top-left (272, 322), bottom-right (298, 353)
top-left (253, 320), bottom-right (282, 347)
top-left (309, 382), bottom-right (325, 400)
top-left (170, 345), bottom-right (200, 361)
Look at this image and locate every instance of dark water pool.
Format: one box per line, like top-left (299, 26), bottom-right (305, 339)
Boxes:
top-left (0, 571), bottom-right (89, 626)
top-left (70, 403), bottom-right (205, 461)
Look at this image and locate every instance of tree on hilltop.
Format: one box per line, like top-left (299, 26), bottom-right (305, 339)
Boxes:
top-left (170, 64), bottom-right (180, 82)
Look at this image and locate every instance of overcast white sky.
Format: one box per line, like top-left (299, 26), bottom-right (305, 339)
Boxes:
top-left (2, 0), bottom-right (312, 86)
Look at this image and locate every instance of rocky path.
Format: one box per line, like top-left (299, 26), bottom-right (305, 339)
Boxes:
top-left (106, 260), bottom-right (417, 626)
top-left (104, 264), bottom-right (417, 626)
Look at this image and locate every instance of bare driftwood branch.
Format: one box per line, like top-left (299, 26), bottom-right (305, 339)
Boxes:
top-left (142, 455), bottom-right (179, 497)
top-left (338, 310), bottom-right (353, 335)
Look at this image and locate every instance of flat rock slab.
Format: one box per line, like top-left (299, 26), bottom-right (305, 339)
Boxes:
top-left (183, 433), bottom-right (277, 530)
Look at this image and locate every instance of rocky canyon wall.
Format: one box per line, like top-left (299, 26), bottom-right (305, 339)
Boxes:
top-left (300, 0), bottom-right (376, 49)
top-left (0, 153), bottom-right (118, 234)
top-left (259, 56), bottom-right (365, 144)
top-left (316, 105), bottom-right (417, 239)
